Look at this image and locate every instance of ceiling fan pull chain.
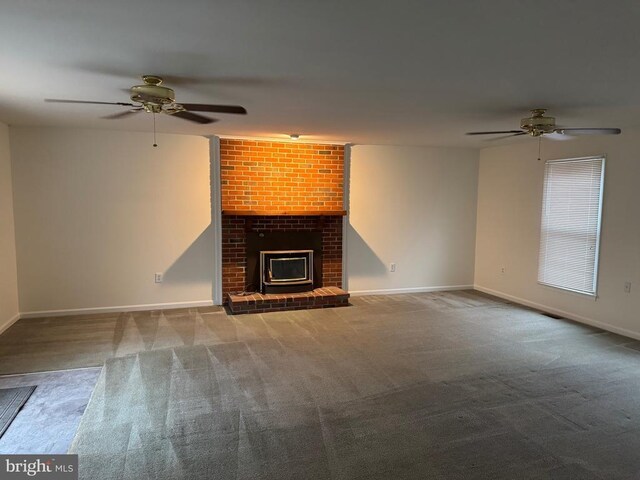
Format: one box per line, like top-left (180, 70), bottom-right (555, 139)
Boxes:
top-left (153, 112), bottom-right (158, 147)
top-left (537, 136), bottom-right (541, 161)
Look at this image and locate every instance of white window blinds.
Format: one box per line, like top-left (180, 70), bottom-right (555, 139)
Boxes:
top-left (538, 156), bottom-right (605, 296)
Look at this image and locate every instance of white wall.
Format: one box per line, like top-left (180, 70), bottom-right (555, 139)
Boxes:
top-left (475, 133), bottom-right (640, 338)
top-left (347, 145), bottom-right (479, 294)
top-left (10, 127), bottom-right (213, 314)
top-left (0, 123), bottom-right (20, 329)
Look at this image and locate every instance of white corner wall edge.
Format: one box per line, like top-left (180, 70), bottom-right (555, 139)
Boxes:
top-left (349, 285), bottom-right (473, 296)
top-left (341, 144), bottom-right (351, 291)
top-left (0, 313), bottom-right (21, 335)
top-left (20, 300), bottom-right (214, 319)
top-left (209, 135), bottom-right (223, 306)
top-left (474, 285), bottom-right (640, 342)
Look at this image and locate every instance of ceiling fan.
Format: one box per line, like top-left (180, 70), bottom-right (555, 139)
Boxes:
top-left (466, 109), bottom-right (621, 139)
top-left (45, 75), bottom-right (247, 124)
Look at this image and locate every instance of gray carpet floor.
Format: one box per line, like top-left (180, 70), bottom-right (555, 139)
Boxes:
top-left (58, 291), bottom-right (640, 479)
top-left (0, 306), bottom-right (224, 375)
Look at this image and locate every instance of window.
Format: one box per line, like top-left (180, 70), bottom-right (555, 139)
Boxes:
top-left (538, 156), bottom-right (605, 296)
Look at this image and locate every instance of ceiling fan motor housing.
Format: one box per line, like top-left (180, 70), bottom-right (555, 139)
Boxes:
top-left (521, 109), bottom-right (556, 136)
top-left (130, 75), bottom-right (176, 106)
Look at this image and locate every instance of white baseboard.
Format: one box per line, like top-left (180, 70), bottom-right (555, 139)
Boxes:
top-left (349, 285), bottom-right (474, 296)
top-left (0, 313), bottom-right (21, 334)
top-left (20, 300), bottom-right (214, 319)
top-left (474, 284), bottom-right (640, 342)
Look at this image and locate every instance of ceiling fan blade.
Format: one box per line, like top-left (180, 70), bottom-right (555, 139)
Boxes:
top-left (169, 111), bottom-right (217, 124)
top-left (545, 132), bottom-right (574, 141)
top-left (45, 99), bottom-right (136, 107)
top-left (554, 128), bottom-right (621, 136)
top-left (485, 132), bottom-right (528, 141)
top-left (180, 103), bottom-right (247, 114)
top-left (466, 130), bottom-right (525, 136)
top-left (101, 109), bottom-right (143, 120)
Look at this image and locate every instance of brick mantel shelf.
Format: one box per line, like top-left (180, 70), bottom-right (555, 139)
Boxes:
top-left (222, 210), bottom-right (347, 216)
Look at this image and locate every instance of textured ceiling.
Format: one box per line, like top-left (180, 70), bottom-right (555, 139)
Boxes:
top-left (2, 0), bottom-right (640, 147)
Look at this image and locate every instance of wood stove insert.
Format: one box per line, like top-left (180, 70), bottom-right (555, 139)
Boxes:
top-left (260, 250), bottom-right (314, 294)
top-left (246, 231), bottom-right (322, 294)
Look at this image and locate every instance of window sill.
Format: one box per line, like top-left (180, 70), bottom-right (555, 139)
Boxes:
top-left (538, 281), bottom-right (598, 300)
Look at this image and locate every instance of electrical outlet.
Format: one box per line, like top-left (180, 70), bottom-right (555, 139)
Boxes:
top-left (501, 267), bottom-right (506, 274)
top-left (155, 272), bottom-right (163, 284)
top-left (390, 263), bottom-right (397, 273)
top-left (624, 281), bottom-right (632, 294)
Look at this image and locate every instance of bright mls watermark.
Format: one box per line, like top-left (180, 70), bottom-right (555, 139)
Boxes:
top-left (0, 455), bottom-right (78, 479)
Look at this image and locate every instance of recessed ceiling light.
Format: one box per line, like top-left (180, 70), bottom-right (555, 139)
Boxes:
top-left (289, 134), bottom-right (300, 140)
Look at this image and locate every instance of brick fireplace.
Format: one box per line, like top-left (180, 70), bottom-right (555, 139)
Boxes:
top-left (219, 138), bottom-right (349, 313)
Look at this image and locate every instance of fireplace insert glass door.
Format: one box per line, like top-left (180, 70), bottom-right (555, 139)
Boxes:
top-left (270, 257), bottom-right (307, 282)
top-left (260, 250), bottom-right (314, 293)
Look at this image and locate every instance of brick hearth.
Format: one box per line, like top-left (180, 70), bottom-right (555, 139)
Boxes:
top-left (228, 286), bottom-right (349, 314)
